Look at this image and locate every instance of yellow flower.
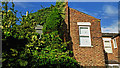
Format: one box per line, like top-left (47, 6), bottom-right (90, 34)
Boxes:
top-left (8, 10), bottom-right (11, 12)
top-left (0, 26), bottom-right (3, 29)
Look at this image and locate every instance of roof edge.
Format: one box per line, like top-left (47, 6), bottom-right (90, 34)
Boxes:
top-left (69, 7), bottom-right (100, 20)
top-left (112, 33), bottom-right (120, 39)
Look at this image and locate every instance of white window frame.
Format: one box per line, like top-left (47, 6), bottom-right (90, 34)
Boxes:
top-left (113, 38), bottom-right (117, 48)
top-left (77, 22), bottom-right (91, 47)
top-left (103, 38), bottom-right (112, 53)
top-left (77, 22), bottom-right (91, 25)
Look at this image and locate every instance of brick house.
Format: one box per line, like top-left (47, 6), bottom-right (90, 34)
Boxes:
top-left (63, 1), bottom-right (120, 67)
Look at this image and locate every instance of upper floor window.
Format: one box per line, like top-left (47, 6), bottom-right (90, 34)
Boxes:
top-left (77, 22), bottom-right (91, 47)
top-left (103, 38), bottom-right (112, 53)
top-left (113, 38), bottom-right (117, 48)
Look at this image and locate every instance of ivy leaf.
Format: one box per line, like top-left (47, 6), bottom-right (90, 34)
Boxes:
top-left (18, 59), bottom-right (28, 66)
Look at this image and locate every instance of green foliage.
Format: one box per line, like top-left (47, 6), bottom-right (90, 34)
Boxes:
top-left (43, 8), bottom-right (63, 33)
top-left (2, 2), bottom-right (80, 68)
top-left (26, 31), bottom-right (79, 68)
top-left (2, 2), bottom-right (40, 67)
top-left (28, 4), bottom-right (55, 25)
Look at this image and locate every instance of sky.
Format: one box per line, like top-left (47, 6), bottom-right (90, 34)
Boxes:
top-left (5, 2), bottom-right (119, 33)
top-left (69, 2), bottom-right (118, 33)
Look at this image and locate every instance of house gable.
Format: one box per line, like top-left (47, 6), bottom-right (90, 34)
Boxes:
top-left (64, 7), bottom-right (106, 66)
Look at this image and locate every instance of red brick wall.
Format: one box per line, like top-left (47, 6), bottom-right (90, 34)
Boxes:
top-left (117, 36), bottom-right (120, 62)
top-left (115, 36), bottom-right (119, 62)
top-left (64, 7), bottom-right (106, 66)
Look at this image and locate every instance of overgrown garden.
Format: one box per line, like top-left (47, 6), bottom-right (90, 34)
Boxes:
top-left (2, 2), bottom-right (80, 68)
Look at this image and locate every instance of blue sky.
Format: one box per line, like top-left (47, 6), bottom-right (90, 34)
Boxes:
top-left (69, 2), bottom-right (118, 33)
top-left (6, 2), bottom-right (118, 33)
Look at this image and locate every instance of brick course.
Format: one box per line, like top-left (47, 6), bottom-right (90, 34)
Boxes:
top-left (117, 36), bottom-right (120, 62)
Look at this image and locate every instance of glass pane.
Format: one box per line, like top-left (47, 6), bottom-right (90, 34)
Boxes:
top-left (114, 39), bottom-right (117, 48)
top-left (104, 41), bottom-right (112, 53)
top-left (36, 30), bottom-right (43, 34)
top-left (80, 27), bottom-right (88, 29)
top-left (104, 41), bottom-right (110, 48)
top-left (113, 66), bottom-right (119, 68)
top-left (80, 27), bottom-right (89, 35)
top-left (106, 66), bottom-right (112, 68)
top-left (80, 36), bottom-right (90, 45)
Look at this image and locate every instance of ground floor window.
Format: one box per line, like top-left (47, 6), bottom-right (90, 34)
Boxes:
top-left (103, 38), bottom-right (112, 53)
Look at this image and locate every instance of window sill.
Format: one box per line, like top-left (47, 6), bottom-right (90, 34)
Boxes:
top-left (114, 47), bottom-right (117, 49)
top-left (105, 52), bottom-right (113, 54)
top-left (79, 45), bottom-right (93, 47)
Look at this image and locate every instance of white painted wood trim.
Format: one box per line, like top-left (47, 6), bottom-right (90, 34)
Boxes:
top-left (106, 64), bottom-right (120, 67)
top-left (103, 38), bottom-right (111, 40)
top-left (113, 38), bottom-right (117, 48)
top-left (77, 22), bottom-right (91, 26)
top-left (79, 26), bottom-right (91, 47)
top-left (103, 38), bottom-right (112, 53)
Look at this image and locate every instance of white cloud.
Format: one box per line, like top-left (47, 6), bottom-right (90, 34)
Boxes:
top-left (101, 20), bottom-right (118, 33)
top-left (103, 5), bottom-right (118, 16)
top-left (101, 5), bottom-right (118, 33)
top-left (101, 27), bottom-right (118, 33)
top-left (14, 2), bottom-right (36, 9)
top-left (100, 5), bottom-right (118, 19)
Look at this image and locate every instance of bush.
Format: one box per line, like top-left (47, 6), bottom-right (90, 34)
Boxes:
top-left (2, 2), bottom-right (81, 68)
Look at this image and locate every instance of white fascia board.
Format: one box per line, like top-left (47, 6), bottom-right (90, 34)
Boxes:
top-left (77, 22), bottom-right (91, 26)
top-left (103, 38), bottom-right (111, 41)
top-left (79, 45), bottom-right (93, 47)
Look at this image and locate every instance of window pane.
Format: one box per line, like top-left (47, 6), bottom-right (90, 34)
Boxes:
top-left (106, 66), bottom-right (113, 68)
top-left (113, 66), bottom-right (119, 68)
top-left (113, 39), bottom-right (117, 48)
top-left (104, 41), bottom-right (111, 48)
top-left (80, 36), bottom-right (90, 45)
top-left (80, 27), bottom-right (89, 35)
top-left (104, 41), bottom-right (112, 53)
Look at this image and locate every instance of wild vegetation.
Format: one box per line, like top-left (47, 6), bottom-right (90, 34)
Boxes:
top-left (2, 2), bottom-right (80, 68)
